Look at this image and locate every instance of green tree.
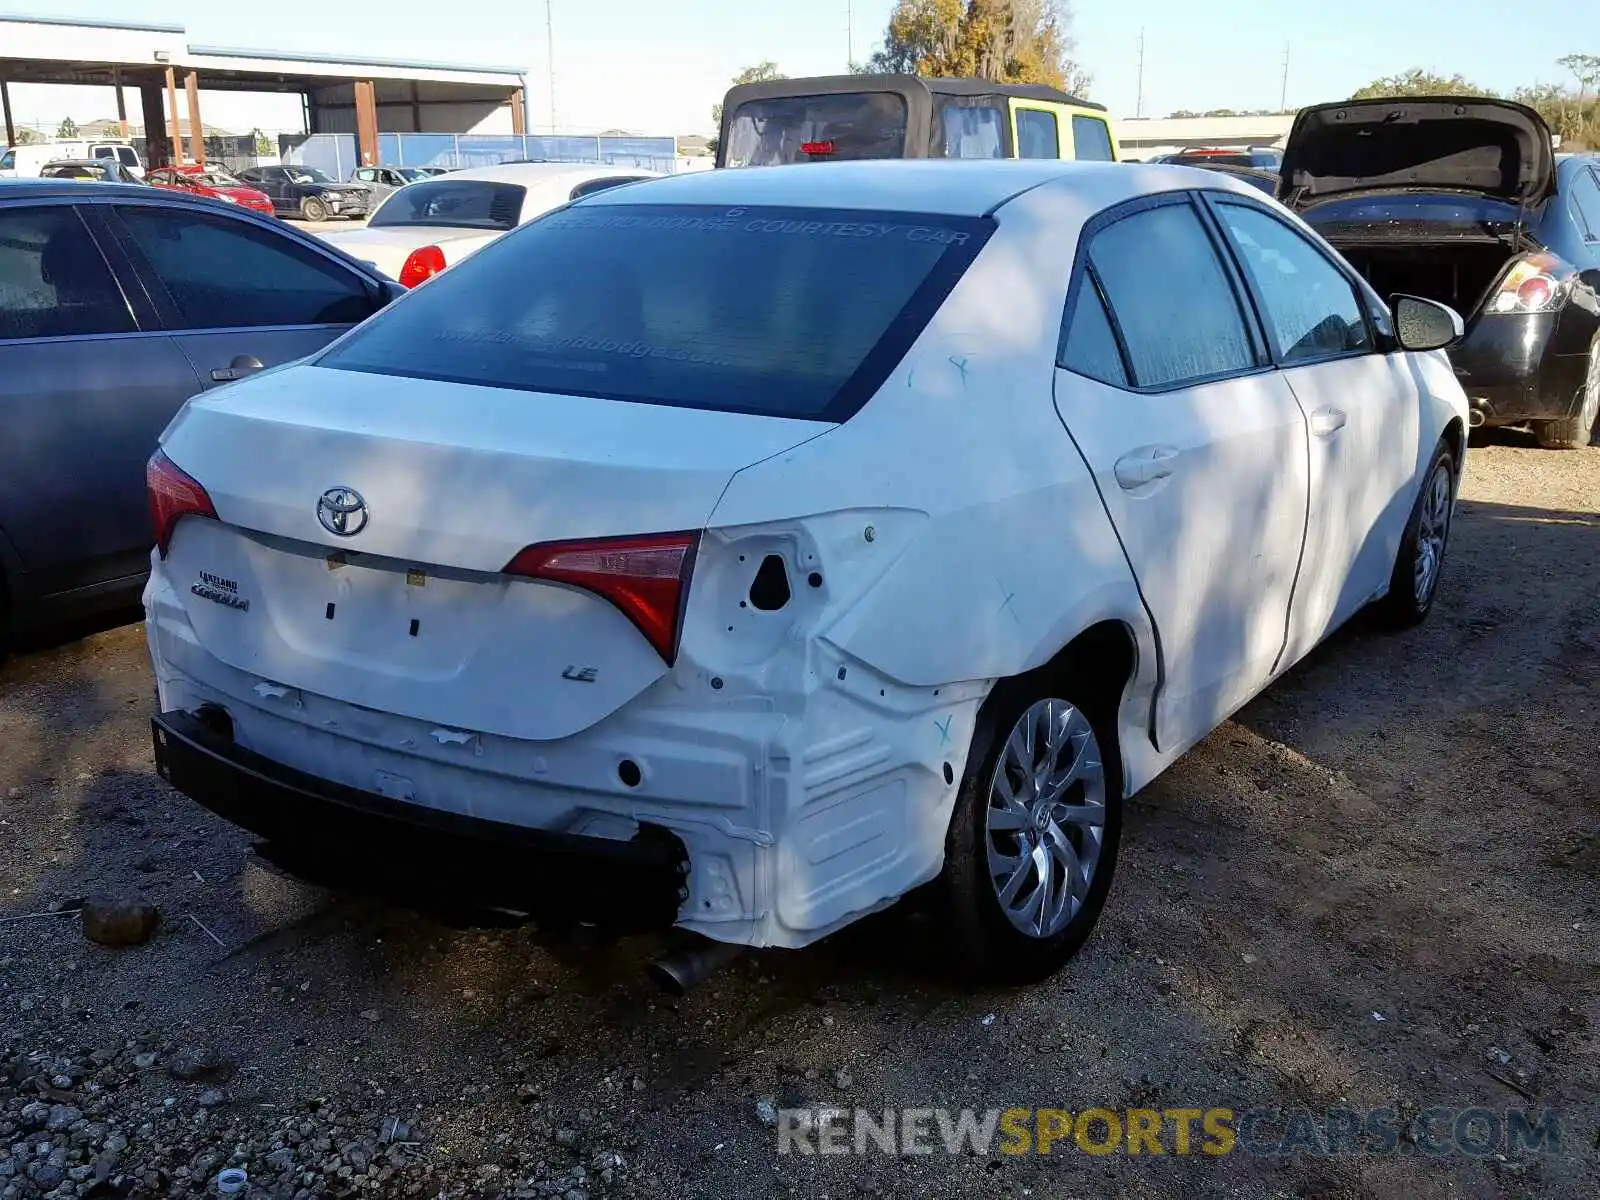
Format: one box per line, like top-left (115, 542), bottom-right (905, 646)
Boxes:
top-left (711, 61), bottom-right (787, 130)
top-left (251, 127), bottom-right (274, 156)
top-left (864, 0), bottom-right (1090, 95)
top-left (1350, 69), bottom-right (1492, 100)
top-left (55, 117), bottom-right (78, 139)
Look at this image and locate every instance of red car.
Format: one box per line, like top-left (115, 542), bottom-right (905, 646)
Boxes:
top-left (146, 165), bottom-right (276, 216)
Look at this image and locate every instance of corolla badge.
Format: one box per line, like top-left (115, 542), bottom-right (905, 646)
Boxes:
top-left (316, 486), bottom-right (369, 537)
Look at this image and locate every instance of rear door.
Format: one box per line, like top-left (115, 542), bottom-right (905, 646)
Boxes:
top-left (0, 200), bottom-right (202, 595)
top-left (1050, 192), bottom-right (1310, 752)
top-left (1204, 194), bottom-right (1420, 660)
top-left (98, 200), bottom-right (385, 389)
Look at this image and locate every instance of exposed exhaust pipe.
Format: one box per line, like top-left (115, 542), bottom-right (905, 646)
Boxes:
top-left (648, 935), bottom-right (744, 995)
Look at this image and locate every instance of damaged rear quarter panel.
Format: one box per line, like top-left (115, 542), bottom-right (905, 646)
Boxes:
top-left (684, 198), bottom-right (1158, 940)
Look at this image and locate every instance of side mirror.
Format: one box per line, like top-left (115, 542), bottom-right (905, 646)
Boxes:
top-left (377, 279), bottom-right (408, 307)
top-left (1391, 294), bottom-right (1463, 352)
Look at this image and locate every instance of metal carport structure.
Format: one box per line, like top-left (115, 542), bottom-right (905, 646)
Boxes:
top-left (0, 14), bottom-right (528, 169)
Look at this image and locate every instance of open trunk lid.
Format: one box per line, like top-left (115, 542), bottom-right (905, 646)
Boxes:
top-left (1278, 98), bottom-right (1555, 209)
top-left (157, 364), bottom-right (829, 740)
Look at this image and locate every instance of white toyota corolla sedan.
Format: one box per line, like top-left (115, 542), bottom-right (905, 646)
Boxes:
top-left (144, 160), bottom-right (1468, 983)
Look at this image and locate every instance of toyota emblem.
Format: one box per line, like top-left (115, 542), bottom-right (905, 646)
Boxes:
top-left (316, 486), bottom-right (369, 537)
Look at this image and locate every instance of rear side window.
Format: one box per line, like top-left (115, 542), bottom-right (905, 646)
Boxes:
top-left (1088, 201), bottom-right (1257, 388)
top-left (1016, 110), bottom-right (1060, 160)
top-left (368, 180), bottom-right (526, 231)
top-left (321, 204), bottom-right (993, 421)
top-left (92, 146), bottom-right (114, 160)
top-left (112, 206), bottom-right (375, 329)
top-left (0, 206), bottom-right (133, 340)
top-left (939, 99), bottom-right (1006, 159)
top-left (568, 176), bottom-right (647, 201)
top-left (1071, 116), bottom-right (1115, 162)
top-left (1058, 279), bottom-right (1128, 386)
top-left (725, 93), bottom-right (909, 166)
top-left (0, 151), bottom-right (14, 170)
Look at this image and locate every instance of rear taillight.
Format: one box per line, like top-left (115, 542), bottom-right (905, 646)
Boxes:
top-left (503, 532), bottom-right (700, 663)
top-left (800, 140), bottom-right (836, 156)
top-left (398, 245), bottom-right (447, 288)
top-left (1488, 252), bottom-right (1574, 314)
top-left (147, 449), bottom-right (217, 557)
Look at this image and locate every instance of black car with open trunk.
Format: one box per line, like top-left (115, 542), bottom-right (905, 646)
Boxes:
top-left (1279, 97), bottom-right (1600, 448)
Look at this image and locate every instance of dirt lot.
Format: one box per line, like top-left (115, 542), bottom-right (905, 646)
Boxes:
top-left (1, 436), bottom-right (1596, 1200)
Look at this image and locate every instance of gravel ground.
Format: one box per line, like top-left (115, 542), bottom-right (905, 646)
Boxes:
top-left (1, 435), bottom-right (1596, 1199)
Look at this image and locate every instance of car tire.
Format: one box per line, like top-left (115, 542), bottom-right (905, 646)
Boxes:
top-left (941, 674), bottom-right (1123, 983)
top-left (1531, 337), bottom-right (1600, 449)
top-left (1374, 439), bottom-right (1456, 628)
top-left (299, 195), bottom-right (329, 223)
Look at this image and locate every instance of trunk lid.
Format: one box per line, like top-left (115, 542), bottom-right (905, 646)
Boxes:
top-left (317, 226), bottom-right (497, 280)
top-left (157, 363), bottom-right (829, 740)
top-left (1278, 98), bottom-right (1555, 209)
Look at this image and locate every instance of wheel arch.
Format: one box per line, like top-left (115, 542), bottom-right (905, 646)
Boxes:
top-left (969, 617), bottom-right (1147, 798)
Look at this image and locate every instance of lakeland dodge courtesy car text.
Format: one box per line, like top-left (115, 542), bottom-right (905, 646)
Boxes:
top-left (144, 160), bottom-right (1470, 980)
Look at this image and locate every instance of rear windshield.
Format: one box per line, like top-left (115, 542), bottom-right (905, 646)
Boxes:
top-left (368, 179), bottom-right (525, 230)
top-left (321, 203), bottom-right (993, 421)
top-left (724, 94), bottom-right (909, 166)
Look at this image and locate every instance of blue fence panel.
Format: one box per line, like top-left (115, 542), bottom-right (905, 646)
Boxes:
top-left (393, 134), bottom-right (461, 169)
top-left (522, 135), bottom-right (600, 162)
top-left (456, 135), bottom-right (526, 167)
top-left (279, 134), bottom-right (357, 181)
top-left (377, 133), bottom-right (401, 166)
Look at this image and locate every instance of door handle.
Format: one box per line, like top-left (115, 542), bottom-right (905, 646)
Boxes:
top-left (1113, 447), bottom-right (1177, 490)
top-left (1310, 406), bottom-right (1348, 437)
top-left (211, 355), bottom-right (264, 383)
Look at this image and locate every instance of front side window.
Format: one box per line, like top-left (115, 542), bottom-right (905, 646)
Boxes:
top-left (321, 203), bottom-right (993, 421)
top-left (116, 147), bottom-right (139, 167)
top-left (1071, 116), bottom-right (1116, 162)
top-left (1214, 201), bottom-right (1371, 361)
top-left (724, 93), bottom-right (910, 166)
top-left (113, 206), bottom-right (374, 330)
top-left (1016, 109), bottom-right (1060, 160)
top-left (1088, 201), bottom-right (1257, 388)
top-left (0, 206), bottom-right (134, 340)
top-left (0, 151), bottom-right (15, 170)
top-left (367, 180), bottom-right (526, 231)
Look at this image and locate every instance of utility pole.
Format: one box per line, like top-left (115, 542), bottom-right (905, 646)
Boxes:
top-left (1279, 42), bottom-right (1290, 112)
top-left (1135, 28), bottom-right (1145, 118)
top-left (847, 0), bottom-right (854, 71)
top-left (545, 0), bottom-right (558, 134)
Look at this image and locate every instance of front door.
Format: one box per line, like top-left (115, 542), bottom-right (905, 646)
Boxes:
top-left (1205, 197), bottom-right (1421, 663)
top-left (1051, 193), bottom-right (1309, 753)
top-left (0, 202), bottom-right (203, 594)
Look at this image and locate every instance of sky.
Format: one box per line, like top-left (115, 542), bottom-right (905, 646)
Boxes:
top-left (2, 0), bottom-right (1587, 136)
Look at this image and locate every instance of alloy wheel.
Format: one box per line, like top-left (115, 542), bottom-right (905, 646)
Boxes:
top-left (984, 698), bottom-right (1107, 939)
top-left (1413, 461), bottom-right (1454, 605)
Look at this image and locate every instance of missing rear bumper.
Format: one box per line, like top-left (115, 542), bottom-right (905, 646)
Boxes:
top-left (150, 710), bottom-right (689, 929)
